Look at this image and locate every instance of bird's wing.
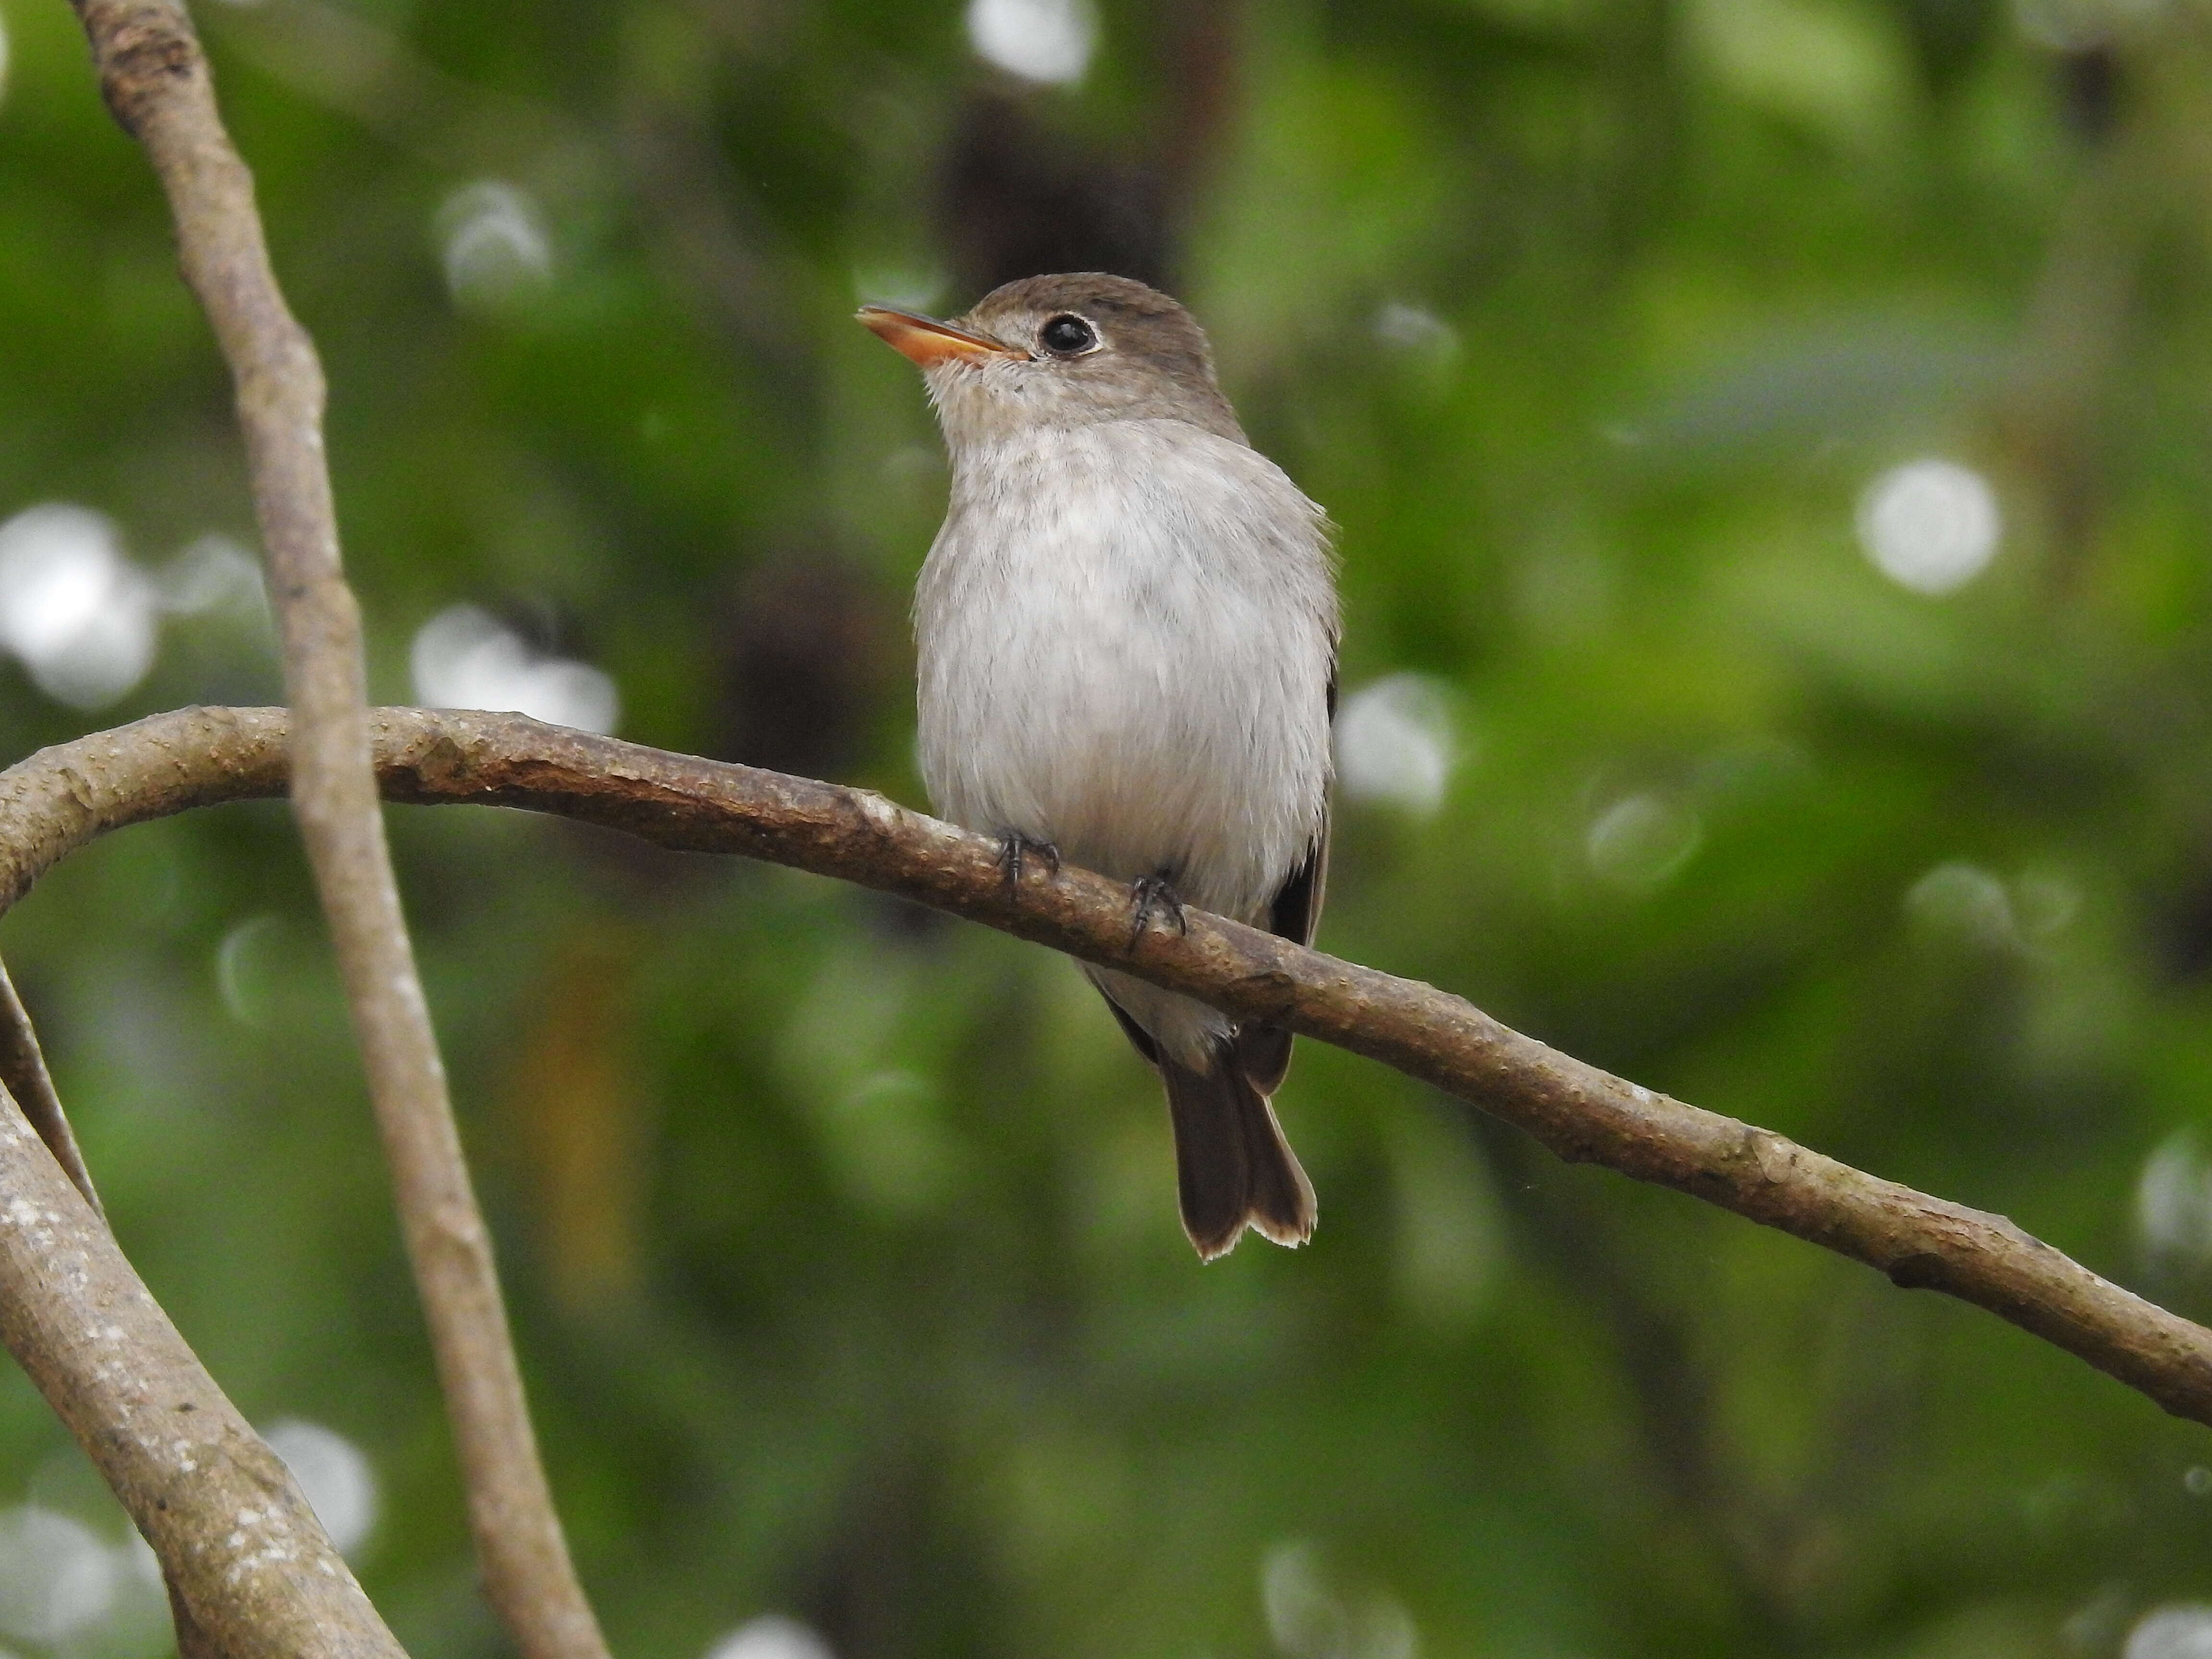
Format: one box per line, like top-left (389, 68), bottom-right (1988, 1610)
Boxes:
top-left (1234, 665), bottom-right (1335, 1095)
top-left (1268, 663), bottom-right (1336, 949)
top-left (1233, 814), bottom-right (1328, 1095)
top-left (1100, 988), bottom-right (1160, 1066)
top-left (1265, 810), bottom-right (1330, 951)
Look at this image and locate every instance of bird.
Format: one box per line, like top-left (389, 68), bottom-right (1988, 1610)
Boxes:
top-left (858, 273), bottom-right (1338, 1261)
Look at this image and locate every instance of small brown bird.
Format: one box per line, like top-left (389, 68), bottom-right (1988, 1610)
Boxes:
top-left (860, 274), bottom-right (1337, 1260)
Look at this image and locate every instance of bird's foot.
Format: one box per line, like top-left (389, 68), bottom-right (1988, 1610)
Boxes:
top-left (995, 831), bottom-right (1062, 900)
top-left (1127, 874), bottom-right (1188, 949)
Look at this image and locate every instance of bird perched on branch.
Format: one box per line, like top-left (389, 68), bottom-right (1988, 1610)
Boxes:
top-left (860, 273), bottom-right (1338, 1260)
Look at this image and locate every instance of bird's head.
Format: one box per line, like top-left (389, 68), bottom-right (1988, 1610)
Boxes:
top-left (858, 273), bottom-right (1245, 453)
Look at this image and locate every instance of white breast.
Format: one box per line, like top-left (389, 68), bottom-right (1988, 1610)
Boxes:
top-left (914, 419), bottom-right (1336, 925)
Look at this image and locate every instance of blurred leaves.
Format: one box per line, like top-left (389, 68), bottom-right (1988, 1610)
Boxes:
top-left (7, 0), bottom-right (2212, 1656)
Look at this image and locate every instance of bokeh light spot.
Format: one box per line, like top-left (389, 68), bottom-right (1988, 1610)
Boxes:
top-left (854, 266), bottom-right (949, 315)
top-left (262, 1419), bottom-right (378, 1559)
top-left (1263, 1540), bottom-right (1345, 1659)
top-left (216, 913), bottom-right (286, 1027)
top-left (2126, 1605), bottom-right (2212, 1659)
top-left (159, 533), bottom-right (265, 618)
top-left (410, 605), bottom-right (619, 734)
top-left (1587, 793), bottom-right (1702, 892)
top-left (704, 1614), bottom-right (837, 1659)
top-left (1261, 1540), bottom-right (1421, 1659)
top-left (1336, 674), bottom-right (1456, 816)
top-left (1372, 301), bottom-right (1457, 361)
top-left (0, 1507), bottom-right (118, 1645)
top-left (0, 504), bottom-right (158, 709)
top-left (1905, 861), bottom-right (2015, 950)
top-left (2137, 1133), bottom-right (2212, 1267)
top-left (1855, 458), bottom-right (2000, 595)
top-left (965, 0), bottom-right (1097, 85)
top-left (122, 1536), bottom-right (161, 1586)
top-left (438, 181), bottom-right (553, 311)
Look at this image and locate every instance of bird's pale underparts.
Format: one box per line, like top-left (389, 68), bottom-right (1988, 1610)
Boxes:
top-left (859, 273), bottom-right (1334, 1260)
top-left (856, 304), bottom-right (1030, 368)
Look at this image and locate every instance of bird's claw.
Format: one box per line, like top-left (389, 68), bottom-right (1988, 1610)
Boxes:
top-left (996, 832), bottom-right (1062, 899)
top-left (1127, 875), bottom-right (1187, 949)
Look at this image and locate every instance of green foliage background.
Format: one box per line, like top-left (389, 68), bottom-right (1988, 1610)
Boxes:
top-left (5, 0), bottom-right (2212, 1654)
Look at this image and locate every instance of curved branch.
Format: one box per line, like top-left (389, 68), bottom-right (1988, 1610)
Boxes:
top-left (0, 1074), bottom-right (403, 1657)
top-left (4, 705), bottom-right (2207, 1427)
top-left (67, 6), bottom-right (605, 1654)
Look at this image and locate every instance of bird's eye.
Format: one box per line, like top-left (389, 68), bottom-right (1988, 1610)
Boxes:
top-left (1038, 314), bottom-right (1099, 356)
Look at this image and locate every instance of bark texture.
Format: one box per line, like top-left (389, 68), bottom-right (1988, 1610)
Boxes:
top-left (0, 1075), bottom-right (403, 1657)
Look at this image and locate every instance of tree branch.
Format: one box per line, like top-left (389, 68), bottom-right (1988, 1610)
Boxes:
top-left (0, 953), bottom-right (101, 1215)
top-left (0, 1071), bottom-right (405, 1657)
top-left (64, 7), bottom-right (606, 1657)
top-left (3, 704), bottom-right (2207, 1428)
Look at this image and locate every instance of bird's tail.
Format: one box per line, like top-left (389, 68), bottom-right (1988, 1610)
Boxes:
top-left (1161, 1043), bottom-right (1317, 1261)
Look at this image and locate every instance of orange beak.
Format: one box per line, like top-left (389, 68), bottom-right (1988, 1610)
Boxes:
top-left (857, 305), bottom-right (1028, 368)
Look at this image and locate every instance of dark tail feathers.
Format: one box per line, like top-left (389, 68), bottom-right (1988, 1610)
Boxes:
top-left (1161, 1045), bottom-right (1316, 1261)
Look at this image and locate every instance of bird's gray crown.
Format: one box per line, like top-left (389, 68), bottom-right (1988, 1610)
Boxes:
top-left (931, 273), bottom-right (1246, 449)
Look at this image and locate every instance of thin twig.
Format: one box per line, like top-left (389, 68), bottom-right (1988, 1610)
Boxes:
top-left (0, 1074), bottom-right (405, 1657)
top-left (0, 954), bottom-right (100, 1214)
top-left (1, 704), bottom-right (2207, 1428)
top-left (64, 8), bottom-right (606, 1657)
